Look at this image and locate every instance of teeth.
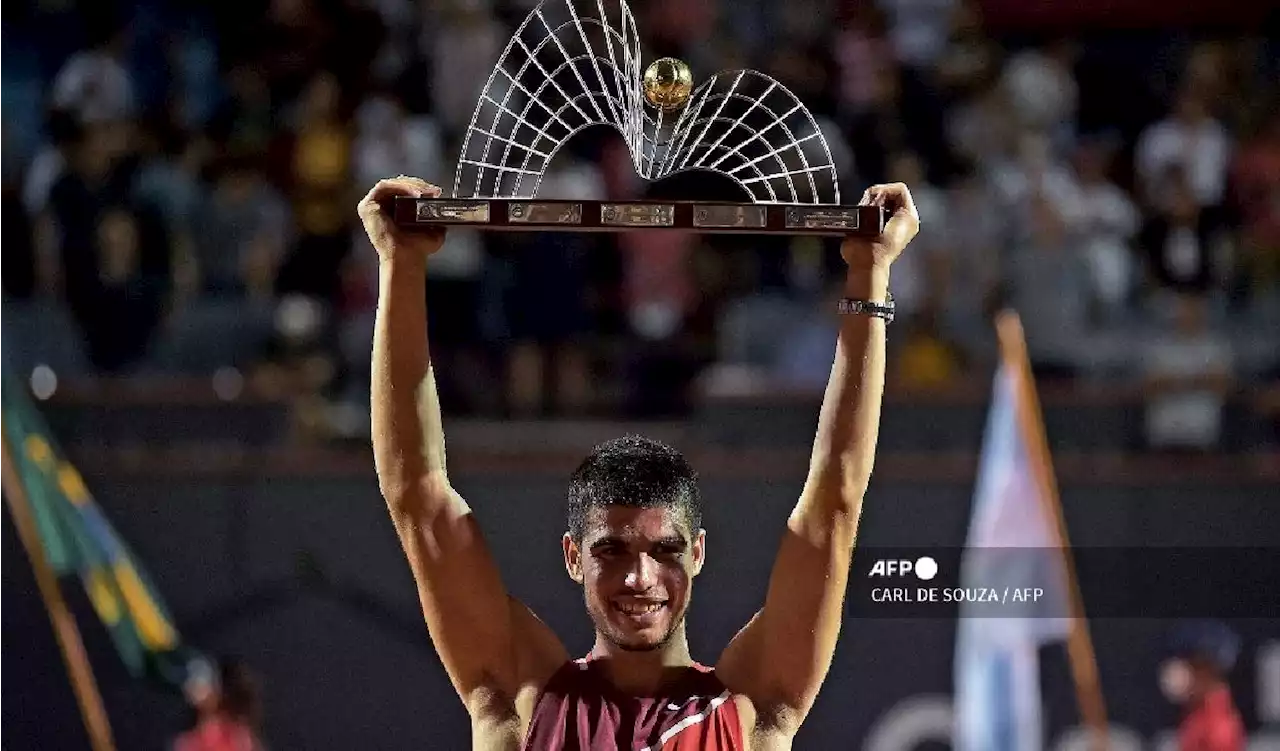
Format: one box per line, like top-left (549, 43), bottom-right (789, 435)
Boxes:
top-left (616, 602), bottom-right (663, 615)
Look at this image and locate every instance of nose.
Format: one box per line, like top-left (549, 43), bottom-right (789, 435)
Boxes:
top-left (623, 553), bottom-right (658, 591)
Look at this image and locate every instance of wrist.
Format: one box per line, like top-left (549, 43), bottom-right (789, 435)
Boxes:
top-left (379, 252), bottom-right (428, 274)
top-left (843, 262), bottom-right (891, 302)
top-left (378, 254), bottom-right (428, 289)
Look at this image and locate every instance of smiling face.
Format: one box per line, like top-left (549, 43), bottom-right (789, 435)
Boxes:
top-left (564, 505), bottom-right (705, 652)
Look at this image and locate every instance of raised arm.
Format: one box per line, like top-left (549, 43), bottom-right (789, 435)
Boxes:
top-left (718, 183), bottom-right (919, 731)
top-left (360, 178), bottom-right (566, 716)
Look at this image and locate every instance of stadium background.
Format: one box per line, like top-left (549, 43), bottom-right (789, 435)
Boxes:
top-left (2, 0), bottom-right (1278, 748)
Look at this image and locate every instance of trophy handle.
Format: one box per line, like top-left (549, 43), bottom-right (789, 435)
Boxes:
top-left (392, 197), bottom-right (886, 237)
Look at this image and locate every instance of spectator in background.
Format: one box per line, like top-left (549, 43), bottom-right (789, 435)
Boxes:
top-left (44, 121), bottom-right (152, 308)
top-left (891, 304), bottom-right (964, 389)
top-left (132, 126), bottom-right (208, 305)
top-left (834, 4), bottom-right (892, 120)
top-left (1140, 294), bottom-right (1233, 451)
top-left (769, 268), bottom-right (959, 393)
top-left (768, 43), bottom-right (838, 120)
top-left (363, 0), bottom-right (419, 89)
top-left (1181, 42), bottom-right (1231, 117)
top-left (876, 0), bottom-right (957, 72)
top-left (989, 131), bottom-right (1083, 237)
top-left (132, 126), bottom-right (207, 243)
top-left (877, 153), bottom-right (968, 385)
top-left (208, 64), bottom-right (276, 161)
top-left (254, 0), bottom-right (332, 104)
top-left (714, 278), bottom-right (816, 390)
top-left (77, 207), bottom-right (170, 372)
top-left (274, 72), bottom-right (353, 306)
top-left (1159, 620), bottom-right (1245, 751)
top-left (1138, 166), bottom-right (1223, 297)
top-left (1136, 82), bottom-right (1232, 211)
top-left (488, 159), bottom-right (601, 416)
top-left (1001, 38), bottom-right (1078, 150)
top-left (171, 15), bottom-right (224, 133)
top-left (430, 0), bottom-right (504, 139)
top-left (193, 156), bottom-right (291, 300)
top-left (1228, 107), bottom-right (1280, 296)
top-left (22, 110), bottom-right (81, 221)
top-left (1005, 190), bottom-right (1090, 378)
top-left (932, 0), bottom-right (1000, 104)
top-left (353, 92), bottom-right (443, 192)
top-left (50, 16), bottom-right (136, 125)
top-left (874, 0), bottom-right (956, 178)
top-left (1072, 135), bottom-right (1141, 320)
top-left (418, 223), bottom-right (489, 412)
top-left (174, 657), bottom-right (267, 751)
top-left (620, 171), bottom-right (702, 416)
top-left (946, 83), bottom-right (1019, 178)
top-left (845, 66), bottom-right (911, 184)
top-left (881, 151), bottom-right (946, 321)
top-left (622, 178), bottom-right (697, 349)
top-left (936, 167), bottom-right (1003, 352)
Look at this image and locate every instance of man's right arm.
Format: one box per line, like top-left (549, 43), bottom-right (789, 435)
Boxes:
top-left (362, 178), bottom-right (566, 713)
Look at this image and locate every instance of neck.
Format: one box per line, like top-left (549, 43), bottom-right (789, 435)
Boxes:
top-left (1192, 679), bottom-right (1229, 705)
top-left (588, 624), bottom-right (694, 695)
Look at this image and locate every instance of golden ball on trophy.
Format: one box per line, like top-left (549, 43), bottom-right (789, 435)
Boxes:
top-left (642, 57), bottom-right (693, 112)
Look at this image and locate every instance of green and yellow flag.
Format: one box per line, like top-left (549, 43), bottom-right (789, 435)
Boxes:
top-left (2, 369), bottom-right (189, 686)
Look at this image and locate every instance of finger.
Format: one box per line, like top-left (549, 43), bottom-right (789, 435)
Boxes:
top-left (857, 184), bottom-right (919, 246)
top-left (879, 182), bottom-right (920, 221)
top-left (358, 179), bottom-right (412, 212)
top-left (396, 176), bottom-right (442, 197)
top-left (858, 188), bottom-right (872, 206)
top-left (370, 177), bottom-right (437, 202)
top-left (357, 178), bottom-right (432, 218)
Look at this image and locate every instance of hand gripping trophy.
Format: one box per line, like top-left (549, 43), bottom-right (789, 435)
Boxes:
top-left (393, 0), bottom-right (885, 236)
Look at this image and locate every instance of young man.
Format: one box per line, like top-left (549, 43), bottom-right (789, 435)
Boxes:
top-left (358, 176), bottom-right (919, 749)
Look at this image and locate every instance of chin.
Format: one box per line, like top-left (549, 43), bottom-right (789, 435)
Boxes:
top-left (609, 625), bottom-right (672, 652)
top-left (617, 637), bottom-right (665, 652)
top-left (610, 611), bottom-right (685, 652)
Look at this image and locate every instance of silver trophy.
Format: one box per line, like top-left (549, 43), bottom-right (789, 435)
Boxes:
top-left (394, 0), bottom-right (883, 236)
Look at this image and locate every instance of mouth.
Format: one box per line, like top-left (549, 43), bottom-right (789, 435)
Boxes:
top-left (610, 600), bottom-right (667, 627)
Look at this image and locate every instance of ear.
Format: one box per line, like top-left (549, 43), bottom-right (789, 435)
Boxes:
top-left (563, 533), bottom-right (584, 584)
top-left (691, 528), bottom-right (707, 577)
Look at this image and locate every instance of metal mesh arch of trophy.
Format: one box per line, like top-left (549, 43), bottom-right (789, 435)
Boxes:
top-left (453, 0), bottom-right (840, 206)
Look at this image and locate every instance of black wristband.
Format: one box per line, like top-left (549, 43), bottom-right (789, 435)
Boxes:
top-left (837, 293), bottom-right (895, 324)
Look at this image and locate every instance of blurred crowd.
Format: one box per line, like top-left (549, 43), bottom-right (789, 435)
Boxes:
top-left (2, 0), bottom-right (1278, 445)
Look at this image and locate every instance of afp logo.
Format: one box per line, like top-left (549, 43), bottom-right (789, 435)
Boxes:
top-left (868, 556), bottom-right (939, 581)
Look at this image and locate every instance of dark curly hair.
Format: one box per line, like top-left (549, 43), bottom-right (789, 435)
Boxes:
top-left (566, 435), bottom-right (702, 543)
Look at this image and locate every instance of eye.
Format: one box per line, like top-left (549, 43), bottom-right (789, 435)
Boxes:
top-left (654, 544), bottom-right (685, 559)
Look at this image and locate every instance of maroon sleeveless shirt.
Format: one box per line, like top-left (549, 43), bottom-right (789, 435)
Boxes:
top-left (521, 657), bottom-right (745, 750)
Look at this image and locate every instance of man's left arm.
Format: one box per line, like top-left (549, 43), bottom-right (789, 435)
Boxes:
top-left (718, 183), bottom-right (919, 730)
